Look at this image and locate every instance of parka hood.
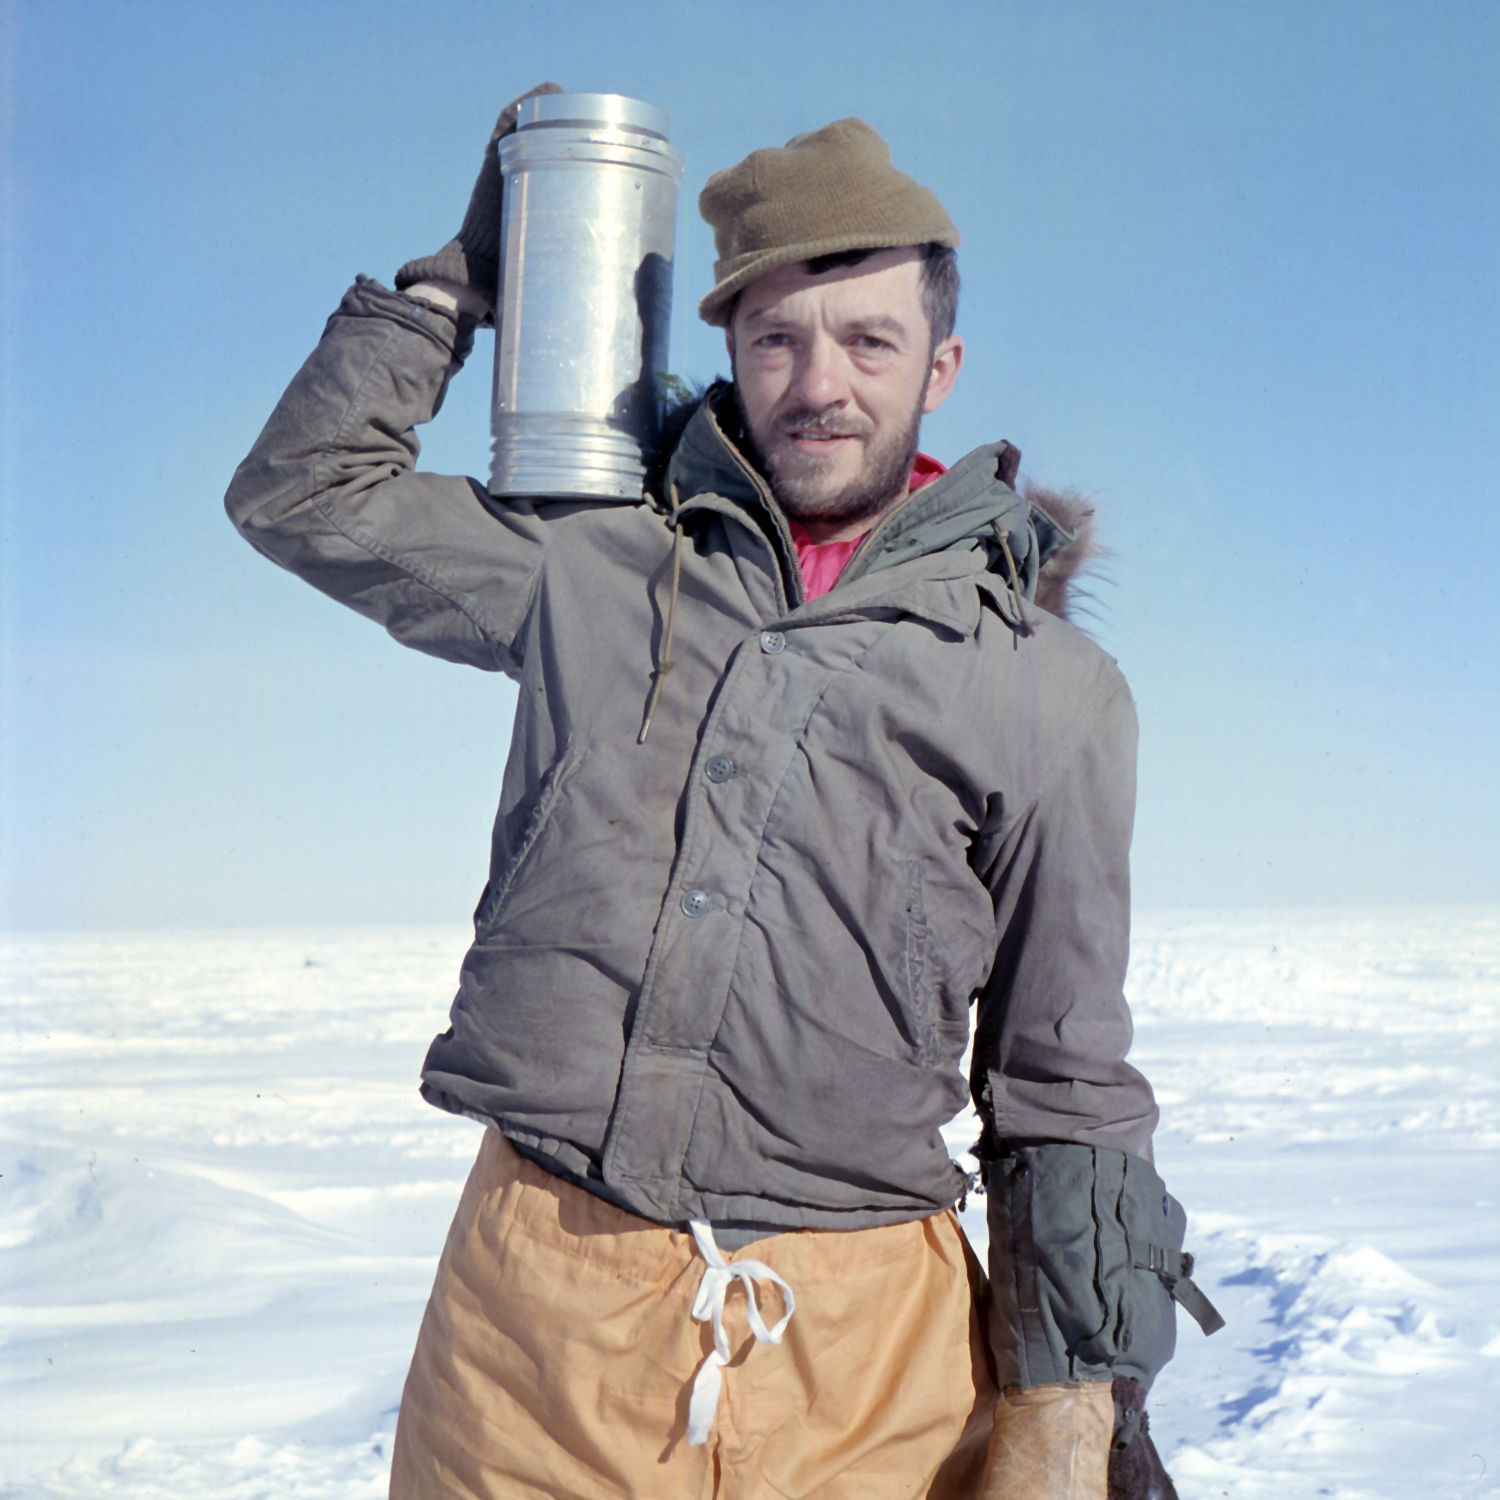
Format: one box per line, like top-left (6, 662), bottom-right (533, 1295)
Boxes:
top-left (658, 383), bottom-right (1099, 623)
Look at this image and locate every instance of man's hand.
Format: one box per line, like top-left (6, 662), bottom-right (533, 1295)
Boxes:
top-left (394, 82), bottom-right (563, 320)
top-left (980, 1382), bottom-right (1113, 1500)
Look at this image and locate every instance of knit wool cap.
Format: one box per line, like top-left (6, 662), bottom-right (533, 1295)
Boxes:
top-left (697, 118), bottom-right (961, 327)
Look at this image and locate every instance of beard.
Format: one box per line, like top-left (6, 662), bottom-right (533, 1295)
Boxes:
top-left (732, 381), bottom-right (926, 530)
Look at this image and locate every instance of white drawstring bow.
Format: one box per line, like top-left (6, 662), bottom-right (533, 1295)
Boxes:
top-left (685, 1219), bottom-right (796, 1447)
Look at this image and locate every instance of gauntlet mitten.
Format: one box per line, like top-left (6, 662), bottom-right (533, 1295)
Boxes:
top-left (979, 1147), bottom-right (1215, 1497)
top-left (980, 1380), bottom-right (1113, 1499)
top-left (394, 81), bottom-right (562, 315)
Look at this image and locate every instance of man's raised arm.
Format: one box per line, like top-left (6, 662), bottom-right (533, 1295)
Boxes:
top-left (223, 85), bottom-right (565, 677)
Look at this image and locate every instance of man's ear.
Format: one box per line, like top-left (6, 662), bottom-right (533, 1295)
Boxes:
top-left (724, 328), bottom-right (736, 365)
top-left (922, 334), bottom-right (964, 414)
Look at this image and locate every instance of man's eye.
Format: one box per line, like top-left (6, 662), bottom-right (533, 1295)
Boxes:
top-left (853, 335), bottom-right (891, 351)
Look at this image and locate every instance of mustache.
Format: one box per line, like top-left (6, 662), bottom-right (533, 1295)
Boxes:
top-left (772, 409), bottom-right (868, 440)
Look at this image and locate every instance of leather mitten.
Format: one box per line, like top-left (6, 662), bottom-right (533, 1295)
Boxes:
top-left (980, 1380), bottom-right (1114, 1499)
top-left (1107, 1376), bottom-right (1179, 1500)
top-left (394, 81), bottom-right (562, 314)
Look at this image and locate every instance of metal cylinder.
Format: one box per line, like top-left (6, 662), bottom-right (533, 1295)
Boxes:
top-left (490, 92), bottom-right (685, 500)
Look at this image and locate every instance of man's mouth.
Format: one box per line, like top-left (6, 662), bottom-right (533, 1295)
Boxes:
top-left (780, 424), bottom-right (862, 450)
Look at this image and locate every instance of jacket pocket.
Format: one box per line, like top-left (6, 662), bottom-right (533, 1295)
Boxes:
top-left (474, 745), bottom-right (580, 935)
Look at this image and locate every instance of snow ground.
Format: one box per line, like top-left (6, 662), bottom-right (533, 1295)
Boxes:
top-left (3, 909), bottom-right (1497, 1498)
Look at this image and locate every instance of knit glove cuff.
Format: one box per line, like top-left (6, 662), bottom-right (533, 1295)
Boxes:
top-left (394, 238), bottom-right (494, 300)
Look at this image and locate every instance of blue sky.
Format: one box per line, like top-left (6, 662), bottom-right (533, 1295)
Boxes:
top-left (3, 0), bottom-right (1497, 928)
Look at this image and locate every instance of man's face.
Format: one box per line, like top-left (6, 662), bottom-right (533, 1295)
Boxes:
top-left (728, 248), bottom-right (963, 538)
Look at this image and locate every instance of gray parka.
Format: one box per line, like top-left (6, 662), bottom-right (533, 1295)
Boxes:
top-left (227, 275), bottom-right (1205, 1392)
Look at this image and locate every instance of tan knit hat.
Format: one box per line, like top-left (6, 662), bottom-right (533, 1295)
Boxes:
top-left (697, 118), bottom-right (960, 327)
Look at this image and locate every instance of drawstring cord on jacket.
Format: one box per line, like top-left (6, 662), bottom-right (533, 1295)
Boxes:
top-left (995, 524), bottom-right (1033, 634)
top-left (639, 484), bottom-right (685, 745)
top-left (685, 1219), bottom-right (796, 1447)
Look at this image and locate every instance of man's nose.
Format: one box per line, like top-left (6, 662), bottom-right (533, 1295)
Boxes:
top-left (789, 335), bottom-right (849, 410)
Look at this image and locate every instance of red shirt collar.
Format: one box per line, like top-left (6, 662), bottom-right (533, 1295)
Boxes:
top-left (787, 453), bottom-right (948, 600)
top-left (907, 451), bottom-right (948, 494)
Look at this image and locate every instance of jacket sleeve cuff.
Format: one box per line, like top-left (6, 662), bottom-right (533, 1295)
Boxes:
top-left (334, 274), bottom-right (479, 366)
top-left (983, 1142), bottom-right (1221, 1391)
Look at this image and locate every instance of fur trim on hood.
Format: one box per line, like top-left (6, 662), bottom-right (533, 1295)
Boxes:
top-left (1023, 483), bottom-right (1103, 625)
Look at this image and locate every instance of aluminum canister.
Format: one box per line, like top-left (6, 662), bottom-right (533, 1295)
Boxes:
top-left (491, 93), bottom-right (686, 499)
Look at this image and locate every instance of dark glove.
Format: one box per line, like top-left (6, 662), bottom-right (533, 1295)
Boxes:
top-left (395, 82), bottom-right (563, 313)
top-left (1107, 1377), bottom-right (1179, 1500)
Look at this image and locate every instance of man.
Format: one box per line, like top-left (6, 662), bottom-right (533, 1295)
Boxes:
top-left (227, 87), bottom-right (1215, 1499)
